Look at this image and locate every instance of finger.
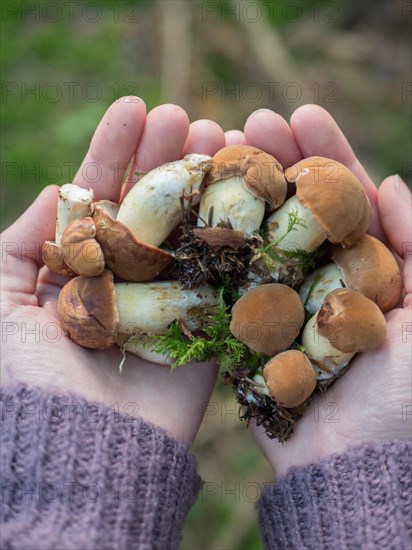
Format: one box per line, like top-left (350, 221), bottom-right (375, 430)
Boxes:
top-left (290, 104), bottom-right (383, 238)
top-left (1, 185), bottom-right (58, 296)
top-left (182, 119), bottom-right (225, 156)
top-left (122, 104), bottom-right (190, 196)
top-left (244, 109), bottom-right (302, 168)
top-left (378, 175), bottom-right (412, 298)
top-left (36, 264), bottom-right (70, 295)
top-left (127, 359), bottom-right (219, 442)
top-left (35, 279), bottom-right (61, 312)
top-left (225, 130), bottom-right (247, 146)
top-left (73, 96), bottom-right (146, 201)
top-left (136, 104), bottom-right (190, 171)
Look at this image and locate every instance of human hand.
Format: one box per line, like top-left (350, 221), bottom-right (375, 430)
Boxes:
top-left (0, 97), bottom-right (226, 443)
top-left (230, 105), bottom-right (411, 476)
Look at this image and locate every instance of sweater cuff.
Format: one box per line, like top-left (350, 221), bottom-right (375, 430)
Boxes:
top-left (0, 384), bottom-right (201, 550)
top-left (258, 440), bottom-right (412, 550)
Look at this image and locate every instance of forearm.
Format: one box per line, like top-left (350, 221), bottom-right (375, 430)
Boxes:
top-left (0, 384), bottom-right (201, 550)
top-left (258, 440), bottom-right (412, 550)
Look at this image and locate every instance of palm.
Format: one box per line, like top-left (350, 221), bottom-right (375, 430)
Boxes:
top-left (1, 99), bottom-right (226, 442)
top-left (239, 105), bottom-right (412, 474)
top-left (332, 305), bottom-right (411, 441)
top-left (3, 288), bottom-right (216, 440)
top-left (253, 306), bottom-right (410, 475)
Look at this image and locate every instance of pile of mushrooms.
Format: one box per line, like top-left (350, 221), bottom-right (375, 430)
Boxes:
top-left (48, 145), bottom-right (402, 441)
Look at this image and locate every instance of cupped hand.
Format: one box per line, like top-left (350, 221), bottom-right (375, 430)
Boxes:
top-left (0, 98), bottom-right (226, 443)
top-left (232, 105), bottom-right (412, 476)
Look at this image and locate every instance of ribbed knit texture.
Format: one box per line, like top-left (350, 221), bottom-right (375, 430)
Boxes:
top-left (258, 440), bottom-right (412, 550)
top-left (0, 385), bottom-right (201, 550)
top-left (2, 386), bottom-right (411, 550)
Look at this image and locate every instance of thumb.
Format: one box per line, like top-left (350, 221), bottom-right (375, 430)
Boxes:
top-left (378, 175), bottom-right (412, 301)
top-left (1, 185), bottom-right (58, 295)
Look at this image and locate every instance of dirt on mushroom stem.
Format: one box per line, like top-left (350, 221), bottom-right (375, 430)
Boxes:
top-left (315, 361), bottom-right (352, 391)
top-left (171, 224), bottom-right (261, 288)
top-left (170, 192), bottom-right (262, 289)
top-left (223, 367), bottom-right (312, 442)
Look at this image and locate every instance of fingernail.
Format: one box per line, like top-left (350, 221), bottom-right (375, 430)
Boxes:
top-left (393, 174), bottom-right (402, 190)
top-left (393, 174), bottom-right (412, 204)
top-left (392, 174), bottom-right (411, 198)
top-left (248, 108), bottom-right (274, 118)
top-left (123, 96), bottom-right (141, 103)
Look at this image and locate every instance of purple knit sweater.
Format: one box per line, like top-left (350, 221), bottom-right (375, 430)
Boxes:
top-left (1, 385), bottom-right (411, 550)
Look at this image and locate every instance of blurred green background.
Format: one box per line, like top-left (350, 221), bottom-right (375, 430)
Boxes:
top-left (1, 1), bottom-right (411, 548)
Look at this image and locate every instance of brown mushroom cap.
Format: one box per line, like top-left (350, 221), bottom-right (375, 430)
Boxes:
top-left (61, 217), bottom-right (105, 277)
top-left (331, 234), bottom-right (402, 313)
top-left (230, 283), bottom-right (305, 356)
top-left (285, 156), bottom-right (371, 247)
top-left (206, 145), bottom-right (287, 210)
top-left (317, 288), bottom-right (386, 353)
top-left (263, 350), bottom-right (317, 408)
top-left (93, 204), bottom-right (173, 282)
top-left (42, 241), bottom-right (74, 277)
top-left (57, 269), bottom-right (118, 349)
top-left (191, 227), bottom-right (246, 248)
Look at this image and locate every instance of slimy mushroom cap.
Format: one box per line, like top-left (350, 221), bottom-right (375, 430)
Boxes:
top-left (94, 204), bottom-right (173, 282)
top-left (42, 241), bottom-right (74, 277)
top-left (331, 234), bottom-right (402, 312)
top-left (230, 283), bottom-right (305, 356)
top-left (57, 269), bottom-right (118, 349)
top-left (263, 350), bottom-right (317, 408)
top-left (61, 217), bottom-right (105, 277)
top-left (206, 145), bottom-right (287, 210)
top-left (317, 288), bottom-right (386, 353)
top-left (285, 156), bottom-right (371, 247)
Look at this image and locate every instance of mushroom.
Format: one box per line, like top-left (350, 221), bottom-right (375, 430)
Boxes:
top-left (55, 184), bottom-right (94, 244)
top-left (229, 283), bottom-right (305, 356)
top-left (197, 145), bottom-right (287, 236)
top-left (42, 184), bottom-right (94, 276)
top-left (261, 157), bottom-right (371, 280)
top-left (299, 234), bottom-right (402, 314)
top-left (94, 199), bottom-right (120, 219)
top-left (60, 217), bottom-right (105, 277)
top-left (301, 288), bottom-right (386, 381)
top-left (117, 154), bottom-right (213, 246)
top-left (263, 350), bottom-right (317, 408)
top-left (92, 155), bottom-right (212, 282)
top-left (57, 270), bottom-right (220, 359)
top-left (93, 203), bottom-right (174, 282)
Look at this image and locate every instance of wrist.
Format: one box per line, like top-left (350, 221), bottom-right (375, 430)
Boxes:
top-left (258, 440), bottom-right (412, 550)
top-left (1, 383), bottom-right (201, 550)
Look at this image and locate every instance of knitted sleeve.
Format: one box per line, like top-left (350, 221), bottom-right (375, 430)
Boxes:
top-left (257, 440), bottom-right (412, 550)
top-left (0, 384), bottom-right (202, 550)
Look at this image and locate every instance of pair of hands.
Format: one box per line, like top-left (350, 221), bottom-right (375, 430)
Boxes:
top-left (1, 98), bottom-right (411, 477)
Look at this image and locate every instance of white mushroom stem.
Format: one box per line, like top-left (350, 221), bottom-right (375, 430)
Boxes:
top-left (252, 373), bottom-right (270, 397)
top-left (114, 281), bottom-right (219, 335)
top-left (117, 154), bottom-right (213, 246)
top-left (237, 271), bottom-right (263, 296)
top-left (256, 194), bottom-right (328, 283)
top-left (197, 175), bottom-right (265, 236)
top-left (264, 195), bottom-right (326, 252)
top-left (299, 263), bottom-right (344, 315)
top-left (301, 314), bottom-right (353, 381)
top-left (56, 184), bottom-right (94, 245)
top-left (116, 337), bottom-right (172, 366)
top-left (94, 199), bottom-right (119, 220)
